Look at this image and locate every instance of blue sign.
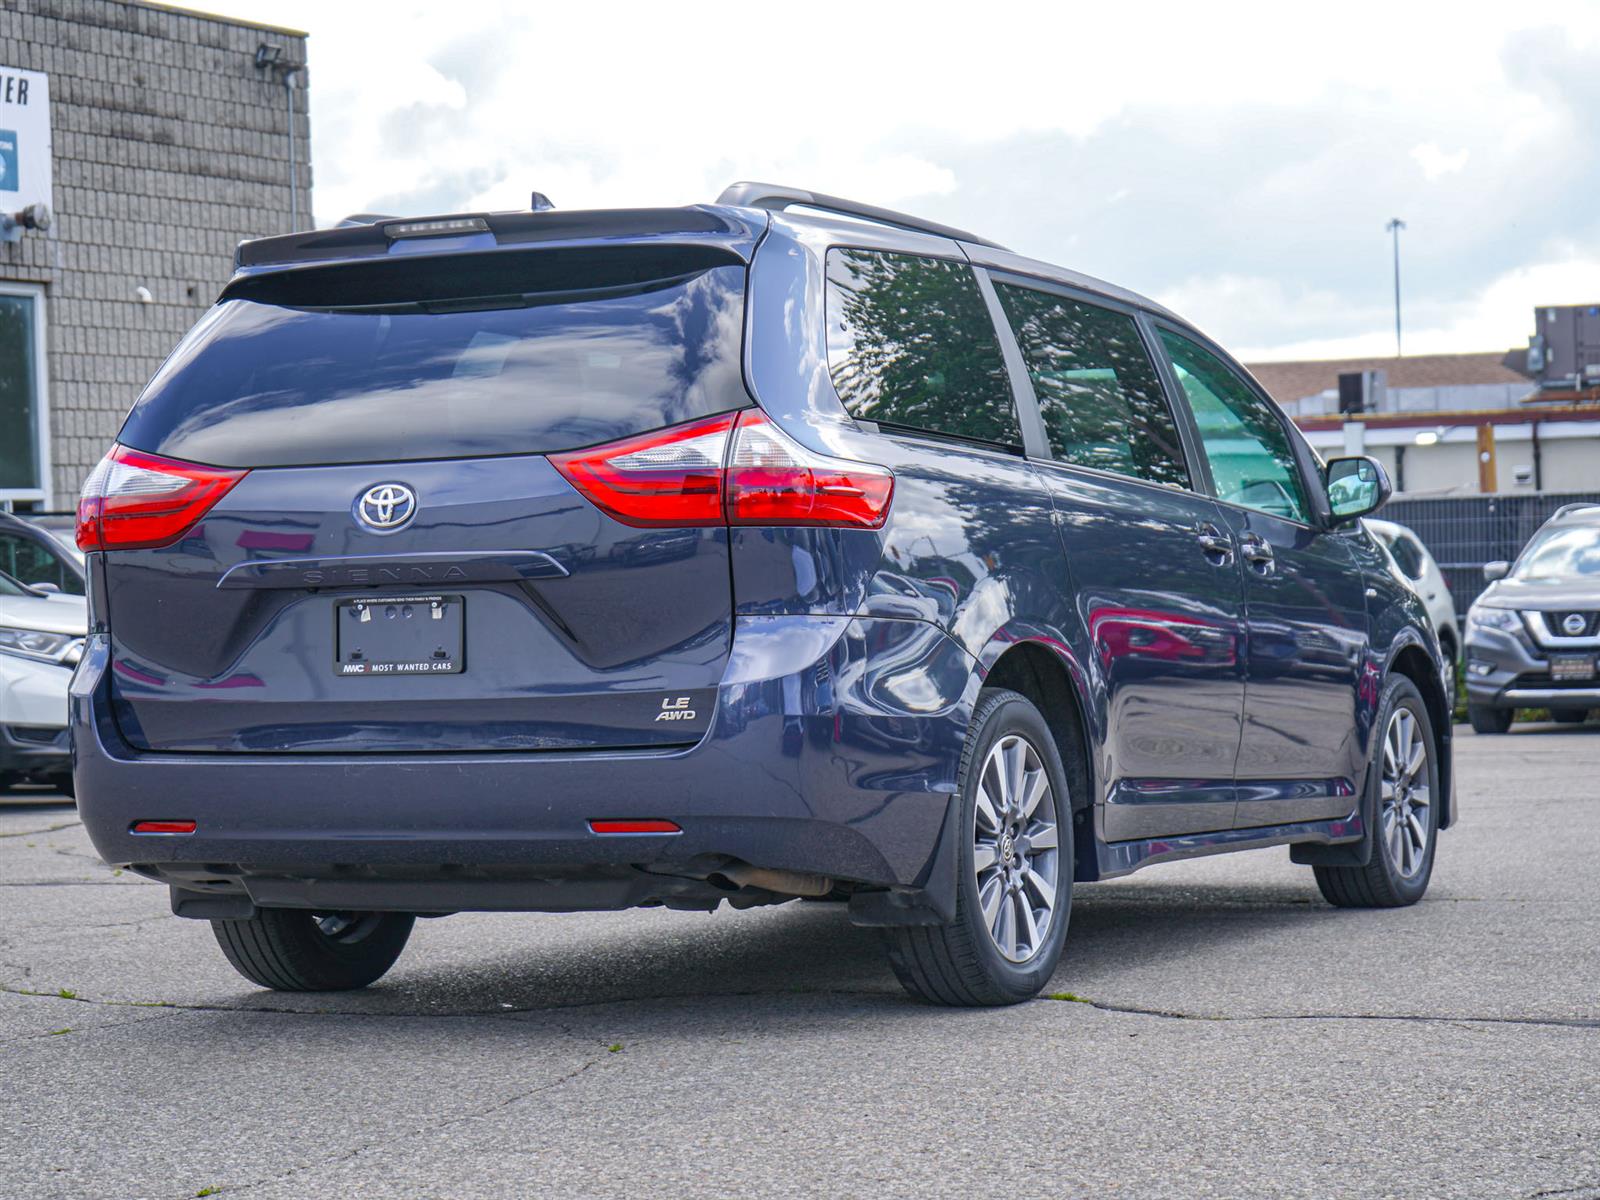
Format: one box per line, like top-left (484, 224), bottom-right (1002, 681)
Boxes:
top-left (0, 129), bottom-right (17, 192)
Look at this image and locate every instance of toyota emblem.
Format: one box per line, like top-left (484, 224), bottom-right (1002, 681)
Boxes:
top-left (356, 483), bottom-right (417, 532)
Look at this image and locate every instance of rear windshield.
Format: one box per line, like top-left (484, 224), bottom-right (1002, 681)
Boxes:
top-left (118, 263), bottom-right (749, 467)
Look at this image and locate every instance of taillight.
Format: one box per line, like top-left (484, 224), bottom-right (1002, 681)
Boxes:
top-left (725, 411), bottom-right (894, 528)
top-left (549, 413), bottom-right (734, 528)
top-left (76, 445), bottom-right (247, 552)
top-left (550, 410), bottom-right (893, 530)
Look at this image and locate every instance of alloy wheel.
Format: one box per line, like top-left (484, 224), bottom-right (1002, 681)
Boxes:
top-left (973, 733), bottom-right (1061, 963)
top-left (1380, 707), bottom-right (1431, 878)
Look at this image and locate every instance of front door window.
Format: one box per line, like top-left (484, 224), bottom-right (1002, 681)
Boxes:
top-left (1158, 328), bottom-right (1309, 524)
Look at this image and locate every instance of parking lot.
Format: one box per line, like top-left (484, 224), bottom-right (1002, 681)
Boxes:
top-left (1, 723), bottom-right (1596, 1199)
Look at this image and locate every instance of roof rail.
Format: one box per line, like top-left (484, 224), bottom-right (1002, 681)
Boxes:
top-left (1551, 502), bottom-right (1600, 520)
top-left (716, 181), bottom-right (1005, 250)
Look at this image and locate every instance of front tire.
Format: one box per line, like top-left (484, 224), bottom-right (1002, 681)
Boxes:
top-left (211, 909), bottom-right (414, 991)
top-left (1468, 704), bottom-right (1512, 734)
top-left (1314, 676), bottom-right (1439, 908)
top-left (887, 689), bottom-right (1074, 1006)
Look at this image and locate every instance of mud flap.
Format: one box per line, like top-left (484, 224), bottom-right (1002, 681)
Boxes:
top-left (847, 794), bottom-right (961, 928)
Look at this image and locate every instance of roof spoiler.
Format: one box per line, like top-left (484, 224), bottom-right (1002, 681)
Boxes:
top-left (716, 181), bottom-right (1005, 250)
top-left (233, 207), bottom-right (761, 271)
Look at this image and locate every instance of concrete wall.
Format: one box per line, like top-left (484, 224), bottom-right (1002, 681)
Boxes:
top-left (0, 0), bottom-right (310, 504)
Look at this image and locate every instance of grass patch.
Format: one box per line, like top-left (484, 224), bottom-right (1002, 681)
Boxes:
top-left (56, 988), bottom-right (77, 1000)
top-left (1047, 992), bottom-right (1091, 1004)
top-left (607, 1042), bottom-right (624, 1053)
top-left (47, 1027), bottom-right (72, 1036)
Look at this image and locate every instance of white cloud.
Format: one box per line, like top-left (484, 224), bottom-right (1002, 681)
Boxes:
top-left (165, 0), bottom-right (1600, 356)
top-left (1412, 142), bottom-right (1471, 181)
top-left (1232, 256), bottom-right (1600, 362)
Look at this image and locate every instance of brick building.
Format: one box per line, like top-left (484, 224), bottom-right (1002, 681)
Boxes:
top-left (0, 0), bottom-right (309, 510)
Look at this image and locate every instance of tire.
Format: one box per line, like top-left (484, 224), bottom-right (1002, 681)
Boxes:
top-left (1314, 676), bottom-right (1439, 908)
top-left (1551, 709), bottom-right (1588, 725)
top-left (1468, 704), bottom-right (1512, 735)
top-left (211, 909), bottom-right (414, 991)
top-left (887, 688), bottom-right (1074, 1006)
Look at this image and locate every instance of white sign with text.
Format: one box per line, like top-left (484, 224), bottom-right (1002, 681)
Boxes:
top-left (0, 67), bottom-right (51, 213)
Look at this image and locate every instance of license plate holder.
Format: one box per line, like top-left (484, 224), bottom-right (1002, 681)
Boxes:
top-left (335, 594), bottom-right (464, 676)
top-left (1549, 653), bottom-right (1596, 683)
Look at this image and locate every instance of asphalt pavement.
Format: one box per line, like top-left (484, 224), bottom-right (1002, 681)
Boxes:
top-left (3, 724), bottom-right (1598, 1199)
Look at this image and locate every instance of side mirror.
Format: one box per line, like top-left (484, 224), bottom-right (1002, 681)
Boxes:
top-left (29, 581), bottom-right (61, 594)
top-left (1483, 561), bottom-right (1510, 583)
top-left (1324, 455), bottom-right (1392, 524)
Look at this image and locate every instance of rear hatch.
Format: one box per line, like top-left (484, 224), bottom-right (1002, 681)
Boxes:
top-left (93, 221), bottom-right (758, 753)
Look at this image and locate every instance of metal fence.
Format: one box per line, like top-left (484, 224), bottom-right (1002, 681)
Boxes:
top-left (1383, 492), bottom-right (1600, 620)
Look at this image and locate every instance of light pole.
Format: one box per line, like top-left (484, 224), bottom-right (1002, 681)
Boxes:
top-left (1386, 217), bottom-right (1406, 357)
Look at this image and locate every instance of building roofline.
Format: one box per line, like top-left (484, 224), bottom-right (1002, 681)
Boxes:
top-left (135, 1), bottom-right (308, 39)
top-left (1297, 403), bottom-right (1600, 432)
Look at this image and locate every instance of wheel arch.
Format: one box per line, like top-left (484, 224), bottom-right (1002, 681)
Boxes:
top-left (1386, 636), bottom-right (1455, 830)
top-left (979, 638), bottom-right (1100, 882)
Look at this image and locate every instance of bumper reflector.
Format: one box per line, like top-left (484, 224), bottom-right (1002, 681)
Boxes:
top-left (588, 819), bottom-right (682, 835)
top-left (131, 820), bottom-right (197, 835)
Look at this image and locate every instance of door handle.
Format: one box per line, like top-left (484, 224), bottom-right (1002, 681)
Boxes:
top-left (1239, 533), bottom-right (1275, 573)
top-left (1195, 523), bottom-right (1233, 565)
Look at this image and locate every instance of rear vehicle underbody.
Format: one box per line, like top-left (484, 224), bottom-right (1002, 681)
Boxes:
top-left (73, 187), bottom-right (1453, 1004)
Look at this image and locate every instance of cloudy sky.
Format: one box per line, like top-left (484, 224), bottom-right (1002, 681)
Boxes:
top-left (196, 0), bottom-right (1600, 362)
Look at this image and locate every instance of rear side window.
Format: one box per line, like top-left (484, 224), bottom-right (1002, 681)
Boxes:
top-left (118, 262), bottom-right (750, 468)
top-left (825, 249), bottom-right (1020, 447)
top-left (994, 284), bottom-right (1188, 488)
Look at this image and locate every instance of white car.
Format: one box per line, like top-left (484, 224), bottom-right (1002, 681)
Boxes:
top-left (1366, 518), bottom-right (1460, 695)
top-left (0, 569), bottom-right (87, 797)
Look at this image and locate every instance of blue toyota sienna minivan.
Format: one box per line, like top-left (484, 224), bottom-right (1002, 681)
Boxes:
top-left (71, 184), bottom-right (1453, 1005)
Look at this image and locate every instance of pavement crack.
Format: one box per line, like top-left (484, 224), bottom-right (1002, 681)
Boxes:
top-left (1043, 995), bottom-right (1600, 1029)
top-left (0, 980), bottom-right (895, 1021)
top-left (0, 880), bottom-right (147, 888)
top-left (0, 820), bottom-right (82, 839)
top-left (16, 1007), bottom-right (185, 1042)
top-left (12, 976), bottom-right (1593, 1033)
top-left (197, 1048), bottom-right (608, 1197)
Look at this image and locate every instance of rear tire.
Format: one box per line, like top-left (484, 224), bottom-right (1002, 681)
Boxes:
top-left (1468, 704), bottom-right (1512, 734)
top-left (887, 688), bottom-right (1074, 1007)
top-left (211, 909), bottom-right (414, 991)
top-left (1551, 708), bottom-right (1588, 725)
top-left (1314, 676), bottom-right (1439, 909)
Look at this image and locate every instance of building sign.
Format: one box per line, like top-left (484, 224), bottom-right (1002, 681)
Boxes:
top-left (0, 67), bottom-right (51, 212)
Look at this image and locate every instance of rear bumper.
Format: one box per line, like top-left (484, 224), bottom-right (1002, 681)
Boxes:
top-left (73, 614), bottom-right (978, 911)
